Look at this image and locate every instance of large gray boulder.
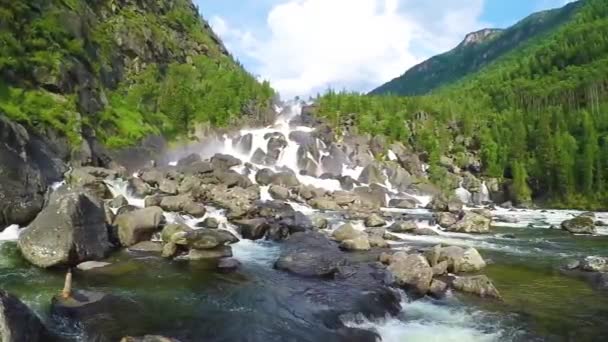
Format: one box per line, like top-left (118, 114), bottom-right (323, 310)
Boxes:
top-left (386, 254), bottom-right (433, 296)
top-left (358, 162), bottom-right (387, 185)
top-left (435, 246), bottom-right (486, 273)
top-left (114, 207), bottom-right (164, 246)
top-left (445, 212), bottom-right (491, 234)
top-left (180, 229), bottom-right (239, 250)
top-left (332, 223), bottom-right (362, 242)
top-left (0, 290), bottom-right (49, 342)
top-left (561, 216), bottom-right (596, 235)
top-left (18, 190), bottom-right (112, 268)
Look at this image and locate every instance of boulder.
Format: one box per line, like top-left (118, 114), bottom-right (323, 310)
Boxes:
top-left (129, 177), bottom-right (152, 197)
top-left (234, 133), bottom-right (253, 155)
top-left (67, 167), bottom-right (114, 199)
top-left (340, 235), bottom-right (371, 251)
top-left (210, 153), bottom-right (241, 170)
top-left (358, 163), bottom-right (387, 185)
top-left (269, 185), bottom-right (290, 201)
top-left (447, 199), bottom-right (464, 213)
top-left (127, 241), bottom-right (162, 254)
top-left (579, 256), bottom-right (608, 272)
top-left (144, 194), bottom-right (164, 208)
top-left (561, 216), bottom-right (596, 235)
top-left (217, 258), bottom-right (241, 273)
top-left (297, 184), bottom-right (327, 200)
top-left (436, 212), bottom-right (459, 228)
top-left (233, 218), bottom-right (270, 240)
top-left (159, 195), bottom-right (193, 212)
top-left (388, 221), bottom-right (417, 233)
top-left (452, 275), bottom-right (502, 300)
top-left (271, 171), bottom-right (300, 187)
top-left (18, 190), bottom-right (112, 268)
top-left (114, 207), bottom-right (164, 247)
top-left (274, 231), bottom-right (345, 278)
top-left (412, 228), bottom-right (440, 236)
top-left (140, 169), bottom-right (164, 186)
top-left (176, 153), bottom-right (202, 167)
top-left (0, 290), bottom-right (49, 342)
top-left (429, 278), bottom-right (448, 298)
top-left (77, 261), bottom-right (112, 271)
top-left (177, 246), bottom-right (233, 260)
top-left (364, 213), bottom-right (386, 228)
top-left (199, 217), bottom-right (220, 229)
top-left (108, 195), bottom-right (129, 209)
top-left (386, 254), bottom-right (433, 296)
top-left (388, 198), bottom-right (418, 209)
top-left (183, 202), bottom-right (206, 218)
top-left (309, 198), bottom-right (341, 211)
top-left (207, 185), bottom-right (259, 218)
top-left (311, 216), bottom-right (329, 230)
top-left (116, 205), bottom-right (139, 216)
top-left (181, 229), bottom-right (239, 249)
top-left (437, 246), bottom-right (486, 273)
top-left (368, 235), bottom-right (389, 248)
top-left (446, 212), bottom-right (491, 234)
top-left (161, 223), bottom-right (193, 243)
top-left (332, 223), bottom-right (362, 242)
top-left (158, 179), bottom-right (178, 195)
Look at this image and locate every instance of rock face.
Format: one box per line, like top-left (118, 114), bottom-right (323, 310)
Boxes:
top-left (0, 290), bottom-right (49, 342)
top-left (19, 190), bottom-right (112, 268)
top-left (561, 215), bottom-right (596, 234)
top-left (386, 254), bottom-right (433, 296)
top-left (114, 207), bottom-right (165, 246)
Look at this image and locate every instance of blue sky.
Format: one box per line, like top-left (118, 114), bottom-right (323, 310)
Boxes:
top-left (194, 0), bottom-right (574, 98)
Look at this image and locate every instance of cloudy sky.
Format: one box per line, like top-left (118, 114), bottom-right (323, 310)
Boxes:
top-left (195, 0), bottom-right (574, 98)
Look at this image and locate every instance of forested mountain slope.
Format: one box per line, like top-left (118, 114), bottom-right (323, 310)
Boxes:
top-left (317, 0), bottom-right (608, 209)
top-left (0, 0), bottom-right (274, 153)
top-left (370, 1), bottom-right (582, 96)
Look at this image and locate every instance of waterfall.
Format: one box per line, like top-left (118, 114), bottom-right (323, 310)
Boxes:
top-left (480, 181), bottom-right (490, 203)
top-left (455, 181), bottom-right (472, 204)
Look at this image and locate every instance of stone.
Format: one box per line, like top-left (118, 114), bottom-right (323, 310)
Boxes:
top-left (365, 213), bottom-right (386, 227)
top-left (129, 177), bottom-right (152, 197)
top-left (18, 190), bottom-right (112, 268)
top-left (452, 275), bottom-right (502, 300)
top-left (77, 261), bottom-right (112, 271)
top-left (0, 290), bottom-right (49, 341)
top-left (358, 163), bottom-right (387, 185)
top-left (429, 279), bottom-right (448, 298)
top-left (114, 207), bottom-right (164, 247)
top-left (387, 254), bottom-right (433, 296)
top-left (161, 223), bottom-right (193, 243)
top-left (159, 195), bottom-right (193, 212)
top-left (159, 179), bottom-right (178, 195)
top-left (561, 216), bottom-right (596, 235)
top-left (369, 235), bottom-right (389, 248)
top-left (116, 205), bottom-right (139, 216)
top-left (388, 198), bottom-right (418, 209)
top-left (412, 228), bottom-right (440, 236)
top-left (447, 198), bottom-right (464, 213)
top-left (183, 202), bottom-right (206, 218)
top-left (446, 212), bottom-right (491, 234)
top-left (309, 198), bottom-right (341, 211)
top-left (177, 153), bottom-right (202, 167)
top-left (388, 221), bottom-right (417, 233)
top-left (311, 216), bottom-right (329, 230)
top-left (269, 185), bottom-right (290, 200)
top-left (432, 261), bottom-right (449, 276)
top-left (128, 241), bottom-right (163, 253)
top-left (438, 246), bottom-right (486, 273)
top-left (217, 258), bottom-right (241, 272)
top-left (177, 246), bottom-right (233, 260)
top-left (332, 223), bottom-right (362, 242)
top-left (108, 195), bottom-right (129, 209)
top-left (379, 252), bottom-right (392, 264)
top-left (67, 167), bottom-right (113, 199)
top-left (210, 153), bottom-right (241, 170)
top-left (436, 212), bottom-right (459, 228)
top-left (199, 217), bottom-right (220, 229)
top-left (144, 194), bottom-right (164, 208)
top-left (182, 229), bottom-right (239, 250)
top-left (579, 256), bottom-right (608, 272)
top-left (340, 235), bottom-right (371, 251)
top-left (161, 243), bottom-right (178, 258)
top-left (424, 245), bottom-right (442, 266)
top-left (233, 218), bottom-right (270, 240)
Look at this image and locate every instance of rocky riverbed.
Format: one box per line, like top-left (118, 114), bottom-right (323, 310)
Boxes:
top-left (1, 103), bottom-right (608, 341)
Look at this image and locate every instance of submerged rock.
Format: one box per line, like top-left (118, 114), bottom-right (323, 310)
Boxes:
top-left (19, 190), bottom-right (112, 268)
top-left (452, 275), bottom-right (502, 300)
top-left (0, 290), bottom-right (50, 342)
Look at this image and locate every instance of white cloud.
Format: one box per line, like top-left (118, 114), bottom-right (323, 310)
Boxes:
top-left (211, 0), bottom-right (487, 98)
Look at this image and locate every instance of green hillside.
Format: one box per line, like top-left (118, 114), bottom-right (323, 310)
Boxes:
top-left (317, 0), bottom-right (608, 209)
top-left (0, 0), bottom-right (274, 149)
top-left (370, 1), bottom-right (582, 96)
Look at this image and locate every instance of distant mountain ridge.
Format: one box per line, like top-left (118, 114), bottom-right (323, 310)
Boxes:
top-left (370, 1), bottom-right (583, 96)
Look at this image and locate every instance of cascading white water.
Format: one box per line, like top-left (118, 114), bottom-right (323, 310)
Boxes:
top-left (480, 181), bottom-right (490, 203)
top-left (455, 181), bottom-right (472, 204)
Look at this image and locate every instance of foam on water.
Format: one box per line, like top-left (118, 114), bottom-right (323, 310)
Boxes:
top-left (105, 179), bottom-right (145, 208)
top-left (0, 224), bottom-right (21, 241)
top-left (347, 298), bottom-right (508, 342)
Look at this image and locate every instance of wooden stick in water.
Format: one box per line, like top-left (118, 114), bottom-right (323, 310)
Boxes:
top-left (61, 269), bottom-right (72, 299)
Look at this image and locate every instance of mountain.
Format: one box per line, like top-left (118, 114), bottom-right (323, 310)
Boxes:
top-left (316, 0), bottom-right (608, 209)
top-left (370, 1), bottom-right (583, 96)
top-left (0, 0), bottom-right (274, 153)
